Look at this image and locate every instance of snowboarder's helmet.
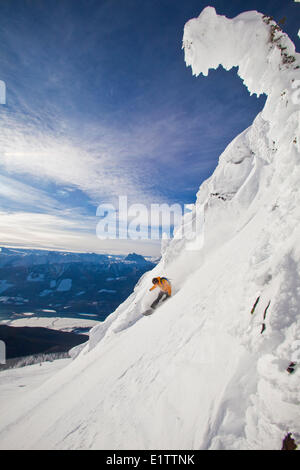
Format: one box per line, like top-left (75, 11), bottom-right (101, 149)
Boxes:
top-left (152, 277), bottom-right (159, 284)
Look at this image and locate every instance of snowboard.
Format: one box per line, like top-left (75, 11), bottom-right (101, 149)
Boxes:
top-left (142, 308), bottom-right (155, 316)
top-left (142, 296), bottom-right (170, 316)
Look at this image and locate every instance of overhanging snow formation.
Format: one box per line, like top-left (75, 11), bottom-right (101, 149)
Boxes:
top-left (0, 9), bottom-right (299, 450)
top-left (183, 7), bottom-right (298, 97)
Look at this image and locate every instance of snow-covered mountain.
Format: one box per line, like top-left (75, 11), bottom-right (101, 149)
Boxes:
top-left (0, 248), bottom-right (154, 321)
top-left (0, 8), bottom-right (299, 450)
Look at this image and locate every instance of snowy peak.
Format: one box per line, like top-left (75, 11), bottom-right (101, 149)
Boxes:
top-left (175, 9), bottom-right (299, 265)
top-left (124, 253), bottom-right (150, 264)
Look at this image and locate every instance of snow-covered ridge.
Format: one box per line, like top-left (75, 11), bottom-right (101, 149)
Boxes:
top-left (0, 9), bottom-right (299, 450)
top-left (183, 7), bottom-right (299, 96)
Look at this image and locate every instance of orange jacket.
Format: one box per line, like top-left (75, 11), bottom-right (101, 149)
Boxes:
top-left (150, 277), bottom-right (171, 296)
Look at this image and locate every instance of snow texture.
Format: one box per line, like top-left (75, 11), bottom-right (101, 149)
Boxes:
top-left (0, 8), bottom-right (299, 450)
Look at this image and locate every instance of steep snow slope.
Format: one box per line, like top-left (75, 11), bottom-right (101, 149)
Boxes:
top-left (0, 8), bottom-right (299, 450)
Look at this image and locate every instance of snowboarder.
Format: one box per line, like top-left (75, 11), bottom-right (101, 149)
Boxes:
top-left (149, 277), bottom-right (171, 309)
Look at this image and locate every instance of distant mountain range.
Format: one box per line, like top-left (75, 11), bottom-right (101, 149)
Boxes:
top-left (0, 247), bottom-right (156, 322)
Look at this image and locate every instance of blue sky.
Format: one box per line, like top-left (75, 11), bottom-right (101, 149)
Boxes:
top-left (0, 0), bottom-right (299, 255)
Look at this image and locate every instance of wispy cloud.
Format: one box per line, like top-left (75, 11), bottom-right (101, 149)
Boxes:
top-left (0, 113), bottom-right (143, 203)
top-left (0, 209), bottom-right (161, 256)
top-left (0, 104), bottom-right (219, 206)
top-left (0, 174), bottom-right (61, 210)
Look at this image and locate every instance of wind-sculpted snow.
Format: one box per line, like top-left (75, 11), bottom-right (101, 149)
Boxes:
top-left (0, 8), bottom-right (299, 450)
top-left (183, 7), bottom-right (299, 96)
